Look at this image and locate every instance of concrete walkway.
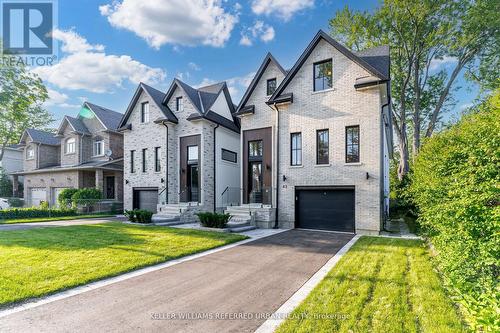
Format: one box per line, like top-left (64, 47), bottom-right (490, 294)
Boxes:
top-left (0, 230), bottom-right (353, 333)
top-left (0, 216), bottom-right (123, 231)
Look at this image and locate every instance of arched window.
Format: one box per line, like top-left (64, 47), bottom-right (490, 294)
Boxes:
top-left (26, 146), bottom-right (34, 159)
top-left (65, 138), bottom-right (76, 154)
top-left (93, 136), bottom-right (104, 156)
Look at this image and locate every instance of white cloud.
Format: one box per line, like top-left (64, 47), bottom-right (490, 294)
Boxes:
top-left (430, 56), bottom-right (458, 71)
top-left (44, 88), bottom-right (80, 109)
top-left (100, 0), bottom-right (239, 49)
top-left (251, 0), bottom-right (314, 21)
top-left (240, 21), bottom-right (275, 46)
top-left (33, 29), bottom-right (166, 93)
top-left (188, 62), bottom-right (201, 71)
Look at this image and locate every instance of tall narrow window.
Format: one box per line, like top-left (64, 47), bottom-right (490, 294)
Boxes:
top-left (93, 138), bottom-right (104, 156)
top-left (26, 146), bottom-right (34, 159)
top-left (290, 133), bottom-right (302, 166)
top-left (142, 148), bottom-right (147, 172)
top-left (141, 102), bottom-right (150, 123)
top-left (130, 150), bottom-right (135, 173)
top-left (313, 59), bottom-right (333, 91)
top-left (346, 126), bottom-right (360, 163)
top-left (176, 97), bottom-right (183, 111)
top-left (154, 147), bottom-right (161, 172)
top-left (65, 138), bottom-right (76, 154)
top-left (316, 129), bottom-right (329, 165)
top-left (267, 78), bottom-right (277, 96)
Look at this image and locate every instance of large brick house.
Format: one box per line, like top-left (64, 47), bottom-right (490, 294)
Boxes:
top-left (227, 30), bottom-right (393, 234)
top-left (16, 102), bottom-right (124, 207)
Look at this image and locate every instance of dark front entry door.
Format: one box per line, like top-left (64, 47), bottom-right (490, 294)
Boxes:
top-left (180, 135), bottom-right (201, 203)
top-left (188, 164), bottom-right (199, 202)
top-left (295, 188), bottom-right (355, 233)
top-left (243, 128), bottom-right (272, 204)
top-left (105, 176), bottom-right (115, 199)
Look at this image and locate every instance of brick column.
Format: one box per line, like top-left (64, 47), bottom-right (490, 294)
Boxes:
top-left (95, 169), bottom-right (104, 195)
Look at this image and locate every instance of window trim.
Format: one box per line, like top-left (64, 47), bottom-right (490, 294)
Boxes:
top-left (142, 148), bottom-right (147, 173)
top-left (345, 125), bottom-right (360, 163)
top-left (316, 129), bottom-right (329, 165)
top-left (176, 96), bottom-right (183, 111)
top-left (130, 150), bottom-right (135, 173)
top-left (313, 59), bottom-right (333, 92)
top-left (92, 140), bottom-right (104, 157)
top-left (141, 102), bottom-right (150, 123)
top-left (221, 148), bottom-right (237, 163)
top-left (26, 146), bottom-right (34, 160)
top-left (65, 137), bottom-right (76, 155)
top-left (290, 132), bottom-right (302, 166)
top-left (154, 146), bottom-right (161, 172)
top-left (266, 78), bottom-right (277, 96)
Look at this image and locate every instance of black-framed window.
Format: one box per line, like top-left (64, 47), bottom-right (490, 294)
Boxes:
top-left (130, 150), bottom-right (135, 173)
top-left (313, 59), bottom-right (333, 91)
top-left (290, 132), bottom-right (302, 166)
top-left (142, 148), bottom-right (147, 172)
top-left (221, 148), bottom-right (237, 163)
top-left (154, 147), bottom-right (161, 172)
top-left (248, 140), bottom-right (263, 157)
top-left (267, 78), bottom-right (277, 96)
top-left (176, 97), bottom-right (183, 111)
top-left (316, 129), bottom-right (329, 164)
top-left (141, 102), bottom-right (150, 123)
top-left (346, 126), bottom-right (360, 163)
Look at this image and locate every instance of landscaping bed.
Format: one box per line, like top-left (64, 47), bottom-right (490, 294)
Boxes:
top-left (0, 222), bottom-right (246, 307)
top-left (276, 236), bottom-right (466, 333)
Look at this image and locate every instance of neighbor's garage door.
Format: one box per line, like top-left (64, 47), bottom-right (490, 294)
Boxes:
top-left (295, 188), bottom-right (355, 233)
top-left (30, 188), bottom-right (47, 207)
top-left (133, 188), bottom-right (158, 213)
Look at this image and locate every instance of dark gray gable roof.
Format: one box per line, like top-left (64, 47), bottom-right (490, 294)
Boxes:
top-left (118, 83), bottom-right (178, 128)
top-left (84, 102), bottom-right (123, 130)
top-left (355, 45), bottom-right (390, 79)
top-left (269, 30), bottom-right (389, 104)
top-left (25, 129), bottom-right (60, 145)
top-left (237, 52), bottom-right (286, 112)
top-left (65, 116), bottom-right (91, 134)
top-left (187, 110), bottom-right (239, 133)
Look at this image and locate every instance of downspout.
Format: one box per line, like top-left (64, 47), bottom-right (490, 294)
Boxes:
top-left (162, 122), bottom-right (169, 204)
top-left (273, 103), bottom-right (280, 229)
top-left (213, 123), bottom-right (219, 212)
top-left (381, 102), bottom-right (389, 232)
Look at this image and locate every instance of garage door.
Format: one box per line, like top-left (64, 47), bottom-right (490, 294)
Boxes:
top-left (295, 188), bottom-right (355, 233)
top-left (133, 188), bottom-right (158, 213)
top-left (30, 188), bottom-right (47, 207)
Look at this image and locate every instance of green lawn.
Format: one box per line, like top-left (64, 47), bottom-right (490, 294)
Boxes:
top-left (276, 237), bottom-right (466, 333)
top-left (0, 213), bottom-right (116, 224)
top-left (0, 222), bottom-right (246, 307)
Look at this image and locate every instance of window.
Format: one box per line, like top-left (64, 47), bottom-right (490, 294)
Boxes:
top-left (221, 148), bottom-right (237, 163)
top-left (93, 139), bottom-right (104, 156)
top-left (248, 140), bottom-right (263, 157)
top-left (26, 146), bottom-right (34, 159)
top-left (346, 126), bottom-right (360, 163)
top-left (141, 102), bottom-right (150, 123)
top-left (65, 138), bottom-right (76, 154)
top-left (130, 150), bottom-right (135, 173)
top-left (188, 145), bottom-right (198, 161)
top-left (290, 133), bottom-right (302, 166)
top-left (314, 59), bottom-right (333, 91)
top-left (142, 148), bottom-right (147, 172)
top-left (316, 129), bottom-right (329, 164)
top-left (154, 147), bottom-right (161, 172)
top-left (267, 78), bottom-right (277, 96)
top-left (176, 97), bottom-right (183, 111)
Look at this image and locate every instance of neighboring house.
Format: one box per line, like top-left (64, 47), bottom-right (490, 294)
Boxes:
top-left (228, 30), bottom-right (392, 234)
top-left (0, 144), bottom-right (24, 196)
top-left (118, 81), bottom-right (240, 220)
top-left (15, 102), bottom-right (125, 207)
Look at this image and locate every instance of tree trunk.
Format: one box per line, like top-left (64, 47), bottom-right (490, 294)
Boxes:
top-left (412, 61), bottom-right (421, 156)
top-left (397, 125), bottom-right (410, 181)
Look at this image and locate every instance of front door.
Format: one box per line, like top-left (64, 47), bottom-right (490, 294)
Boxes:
top-left (248, 161), bottom-right (263, 203)
top-left (180, 135), bottom-right (201, 203)
top-left (188, 164), bottom-right (199, 202)
top-left (105, 176), bottom-right (115, 199)
top-left (243, 128), bottom-right (272, 205)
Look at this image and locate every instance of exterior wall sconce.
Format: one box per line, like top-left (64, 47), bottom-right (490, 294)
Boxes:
top-left (125, 180), bottom-right (129, 184)
top-left (366, 172), bottom-right (370, 180)
top-left (161, 178), bottom-right (165, 183)
top-left (282, 175), bottom-right (287, 182)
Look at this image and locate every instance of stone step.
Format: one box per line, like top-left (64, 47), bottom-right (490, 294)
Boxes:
top-left (152, 215), bottom-right (180, 223)
top-left (229, 225), bottom-right (257, 233)
top-left (227, 220), bottom-right (251, 228)
top-left (154, 220), bottom-right (186, 227)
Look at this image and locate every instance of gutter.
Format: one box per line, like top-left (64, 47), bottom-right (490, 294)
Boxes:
top-left (273, 102), bottom-right (280, 229)
top-left (213, 123), bottom-right (219, 211)
top-left (163, 122), bottom-right (169, 204)
top-left (381, 102), bottom-right (389, 232)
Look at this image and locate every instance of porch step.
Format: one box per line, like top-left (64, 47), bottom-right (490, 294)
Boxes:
top-left (154, 220), bottom-right (186, 227)
top-left (229, 225), bottom-right (256, 233)
top-left (152, 215), bottom-right (180, 224)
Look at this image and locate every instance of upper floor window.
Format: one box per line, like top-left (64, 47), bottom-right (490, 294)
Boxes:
top-left (221, 148), bottom-right (237, 163)
top-left (130, 150), bottom-right (135, 173)
top-left (26, 146), bottom-right (34, 160)
top-left (267, 78), bottom-right (277, 96)
top-left (316, 129), bottom-right (329, 165)
top-left (176, 97), bottom-right (183, 111)
top-left (93, 137), bottom-right (104, 156)
top-left (65, 138), bottom-right (76, 154)
top-left (346, 126), bottom-right (360, 163)
top-left (141, 102), bottom-right (150, 123)
top-left (154, 147), bottom-right (161, 172)
top-left (290, 132), bottom-right (302, 166)
top-left (314, 59), bottom-right (332, 91)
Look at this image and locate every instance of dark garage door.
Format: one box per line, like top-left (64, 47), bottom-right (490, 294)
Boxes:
top-left (133, 188), bottom-right (158, 213)
top-left (296, 188), bottom-right (355, 233)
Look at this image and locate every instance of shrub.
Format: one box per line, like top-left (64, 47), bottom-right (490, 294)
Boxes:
top-left (196, 212), bottom-right (232, 228)
top-left (124, 209), bottom-right (136, 222)
top-left (7, 198), bottom-right (23, 208)
top-left (0, 207), bottom-right (77, 220)
top-left (39, 201), bottom-right (49, 210)
top-left (58, 188), bottom-right (78, 208)
top-left (0, 167), bottom-right (12, 197)
top-left (410, 91), bottom-right (500, 331)
top-left (71, 188), bottom-right (103, 212)
top-left (125, 209), bottom-right (153, 223)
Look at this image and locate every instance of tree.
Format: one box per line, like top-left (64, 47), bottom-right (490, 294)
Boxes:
top-left (0, 53), bottom-right (53, 161)
top-left (330, 0), bottom-right (499, 179)
top-left (0, 167), bottom-right (12, 197)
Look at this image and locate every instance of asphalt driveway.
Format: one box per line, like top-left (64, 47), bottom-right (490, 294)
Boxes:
top-left (0, 229), bottom-right (353, 333)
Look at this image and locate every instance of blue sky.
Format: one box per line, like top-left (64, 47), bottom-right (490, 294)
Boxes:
top-left (38, 0), bottom-right (477, 126)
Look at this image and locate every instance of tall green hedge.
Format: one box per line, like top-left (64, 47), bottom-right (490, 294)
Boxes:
top-left (410, 91), bottom-right (499, 331)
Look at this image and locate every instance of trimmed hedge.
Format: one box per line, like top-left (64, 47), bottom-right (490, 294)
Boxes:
top-left (0, 207), bottom-right (77, 220)
top-left (196, 212), bottom-right (231, 228)
top-left (410, 91), bottom-right (499, 331)
top-left (124, 209), bottom-right (153, 224)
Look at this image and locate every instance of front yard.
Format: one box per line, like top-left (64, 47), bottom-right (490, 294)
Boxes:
top-left (0, 213), bottom-right (116, 224)
top-left (0, 222), bottom-right (246, 307)
top-left (276, 237), bottom-right (466, 333)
